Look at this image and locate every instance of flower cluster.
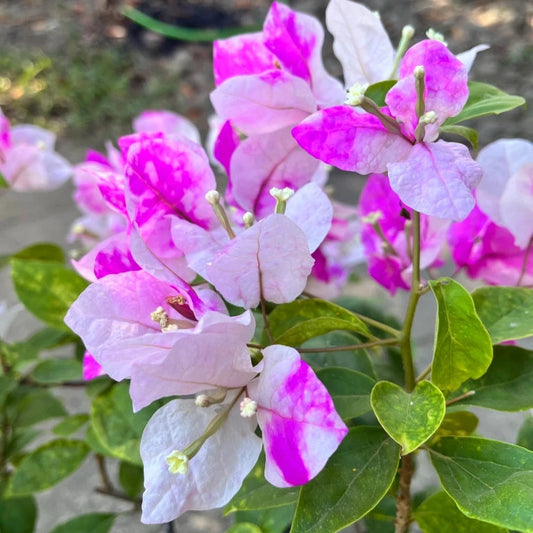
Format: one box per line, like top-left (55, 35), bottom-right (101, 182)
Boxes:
top-left (57, 0), bottom-right (531, 526)
top-left (0, 108), bottom-right (72, 191)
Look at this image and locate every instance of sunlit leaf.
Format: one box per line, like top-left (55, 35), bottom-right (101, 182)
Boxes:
top-left (429, 278), bottom-right (492, 393)
top-left (266, 299), bottom-right (371, 347)
top-left (444, 81), bottom-right (525, 126)
top-left (447, 345), bottom-right (533, 411)
top-left (414, 491), bottom-right (508, 532)
top-left (292, 426), bottom-right (400, 532)
top-left (7, 439), bottom-right (90, 496)
top-left (472, 286), bottom-right (533, 344)
top-left (429, 436), bottom-right (533, 531)
top-left (371, 380), bottom-right (445, 454)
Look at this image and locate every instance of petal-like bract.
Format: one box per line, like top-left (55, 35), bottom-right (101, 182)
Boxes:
top-left (387, 141), bottom-right (482, 220)
top-left (141, 397), bottom-right (261, 523)
top-left (206, 215), bottom-right (314, 308)
top-left (253, 345), bottom-right (347, 487)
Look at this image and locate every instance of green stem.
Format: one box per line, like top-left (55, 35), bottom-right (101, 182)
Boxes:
top-left (351, 312), bottom-right (402, 338)
top-left (400, 211), bottom-right (421, 393)
top-left (122, 6), bottom-right (261, 42)
top-left (299, 337), bottom-right (398, 353)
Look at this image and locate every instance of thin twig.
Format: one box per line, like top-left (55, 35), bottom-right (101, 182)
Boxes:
top-left (446, 390), bottom-right (475, 407)
top-left (517, 236), bottom-right (533, 286)
top-left (299, 337), bottom-right (399, 353)
top-left (415, 363), bottom-right (432, 383)
top-left (260, 297), bottom-right (274, 344)
top-left (95, 454), bottom-right (113, 492)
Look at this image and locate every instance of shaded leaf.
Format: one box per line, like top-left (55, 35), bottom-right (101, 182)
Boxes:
top-left (0, 496), bottom-right (36, 533)
top-left (266, 299), bottom-right (371, 347)
top-left (7, 439), bottom-right (90, 496)
top-left (49, 513), bottom-right (116, 533)
top-left (11, 243), bottom-right (65, 263)
top-left (447, 345), bottom-right (533, 411)
top-left (472, 286), bottom-right (533, 344)
top-left (31, 358), bottom-right (82, 384)
top-left (90, 382), bottom-right (161, 465)
top-left (362, 495), bottom-right (396, 533)
top-left (439, 125), bottom-right (478, 148)
top-left (0, 375), bottom-right (16, 406)
top-left (517, 416), bottom-right (533, 451)
top-left (429, 411), bottom-right (478, 444)
top-left (11, 259), bottom-right (88, 330)
top-left (118, 461), bottom-right (144, 499)
top-left (0, 172), bottom-right (8, 189)
top-left (365, 80), bottom-right (397, 107)
top-left (7, 387), bottom-right (66, 427)
top-left (444, 81), bottom-right (525, 126)
top-left (371, 380), bottom-right (445, 454)
top-left (52, 414), bottom-right (89, 437)
top-left (233, 506), bottom-right (295, 533)
top-left (414, 491), bottom-right (508, 532)
top-left (317, 367), bottom-right (375, 419)
top-left (301, 331), bottom-right (376, 378)
top-left (428, 436), bottom-right (533, 531)
top-left (226, 453), bottom-right (299, 513)
top-left (429, 278), bottom-right (492, 393)
top-left (4, 428), bottom-right (40, 461)
top-left (228, 524), bottom-right (263, 533)
top-left (292, 426), bottom-right (400, 533)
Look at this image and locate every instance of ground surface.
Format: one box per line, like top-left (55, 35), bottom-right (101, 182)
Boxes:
top-left (0, 1), bottom-right (531, 532)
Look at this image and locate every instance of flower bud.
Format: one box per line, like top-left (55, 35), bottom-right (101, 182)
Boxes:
top-left (166, 450), bottom-right (189, 475)
top-left (239, 397), bottom-right (258, 418)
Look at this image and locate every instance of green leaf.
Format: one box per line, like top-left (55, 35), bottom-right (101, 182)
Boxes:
top-left (428, 436), bottom-right (533, 532)
top-left (226, 453), bottom-right (299, 513)
top-left (90, 382), bottom-right (161, 465)
top-left (53, 414), bottom-right (89, 437)
top-left (0, 496), bottom-right (36, 533)
top-left (118, 461), bottom-right (144, 500)
top-left (7, 439), bottom-right (90, 496)
top-left (12, 243), bottom-right (65, 263)
top-left (444, 81), bottom-right (526, 126)
top-left (0, 172), bottom-right (8, 189)
top-left (317, 368), bottom-right (375, 419)
top-left (4, 428), bottom-right (40, 461)
top-left (363, 495), bottom-right (396, 533)
top-left (7, 387), bottom-right (66, 427)
top-left (0, 375), bottom-right (16, 406)
top-left (517, 416), bottom-right (533, 451)
top-left (447, 345), bottom-right (533, 411)
top-left (414, 491), bottom-right (508, 532)
top-left (122, 5), bottom-right (261, 42)
top-left (49, 513), bottom-right (116, 533)
top-left (11, 259), bottom-right (88, 330)
top-left (300, 331), bottom-right (376, 378)
top-left (439, 124), bottom-right (478, 148)
top-left (228, 524), bottom-right (263, 533)
top-left (85, 425), bottom-right (111, 456)
top-left (371, 380), bottom-right (445, 454)
top-left (31, 358), bottom-right (82, 383)
top-left (292, 426), bottom-right (400, 533)
top-left (364, 80), bottom-right (397, 107)
top-left (266, 299), bottom-right (371, 347)
top-left (472, 286), bottom-right (533, 344)
top-left (233, 506), bottom-right (295, 533)
top-left (429, 411), bottom-right (479, 444)
top-left (429, 278), bottom-right (493, 393)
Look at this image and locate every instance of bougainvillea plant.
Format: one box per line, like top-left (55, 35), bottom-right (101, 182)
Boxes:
top-left (1, 1), bottom-right (532, 532)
